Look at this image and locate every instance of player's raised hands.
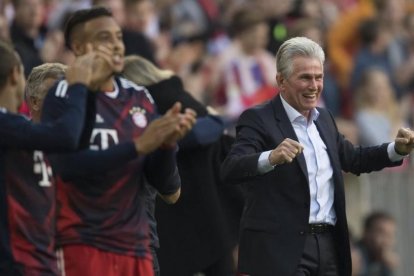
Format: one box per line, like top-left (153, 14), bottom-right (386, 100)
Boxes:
top-left (162, 102), bottom-right (197, 148)
top-left (65, 44), bottom-right (97, 87)
top-left (134, 109), bottom-right (181, 155)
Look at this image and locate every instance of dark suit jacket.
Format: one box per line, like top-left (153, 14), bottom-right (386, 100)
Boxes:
top-left (221, 95), bottom-right (401, 276)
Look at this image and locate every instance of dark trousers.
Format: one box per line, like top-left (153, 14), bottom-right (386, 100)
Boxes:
top-left (294, 232), bottom-right (339, 276)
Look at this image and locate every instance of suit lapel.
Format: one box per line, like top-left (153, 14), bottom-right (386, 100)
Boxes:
top-left (271, 96), bottom-right (308, 179)
top-left (314, 111), bottom-right (340, 179)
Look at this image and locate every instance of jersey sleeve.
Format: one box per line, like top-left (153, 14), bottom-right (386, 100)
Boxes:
top-left (50, 142), bottom-right (138, 181)
top-left (144, 147), bottom-right (181, 195)
top-left (0, 82), bottom-right (88, 151)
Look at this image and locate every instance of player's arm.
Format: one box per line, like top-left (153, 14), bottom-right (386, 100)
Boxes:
top-left (52, 107), bottom-right (184, 179)
top-left (0, 82), bottom-right (88, 151)
top-left (144, 146), bottom-right (181, 204)
top-left (50, 142), bottom-right (139, 180)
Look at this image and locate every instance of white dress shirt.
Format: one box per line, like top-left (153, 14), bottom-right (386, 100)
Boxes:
top-left (257, 95), bottom-right (405, 225)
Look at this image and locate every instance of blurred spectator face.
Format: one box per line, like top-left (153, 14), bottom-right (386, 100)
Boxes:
top-left (361, 69), bottom-right (393, 109)
top-left (255, 0), bottom-right (295, 18)
top-left (13, 0), bottom-right (44, 30)
top-left (125, 0), bottom-right (157, 35)
top-left (405, 13), bottom-right (414, 42)
top-left (386, 0), bottom-right (406, 26)
top-left (365, 218), bottom-right (396, 254)
top-left (238, 22), bottom-right (269, 54)
top-left (302, 26), bottom-right (323, 48)
top-left (0, 15), bottom-right (10, 41)
top-left (94, 0), bottom-right (126, 27)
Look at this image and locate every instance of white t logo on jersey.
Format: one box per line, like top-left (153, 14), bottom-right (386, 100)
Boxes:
top-left (90, 129), bottom-right (119, 150)
top-left (33, 151), bottom-right (53, 187)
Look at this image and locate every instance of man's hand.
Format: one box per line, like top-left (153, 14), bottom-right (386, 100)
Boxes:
top-left (134, 112), bottom-right (180, 155)
top-left (89, 45), bottom-right (114, 90)
top-left (162, 102), bottom-right (197, 148)
top-left (269, 138), bottom-right (304, 166)
top-left (65, 44), bottom-right (96, 86)
top-left (65, 44), bottom-right (113, 90)
top-left (394, 127), bottom-right (414, 155)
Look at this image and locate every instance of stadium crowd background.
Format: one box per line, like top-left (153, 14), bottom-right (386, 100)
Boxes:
top-left (1, 0), bottom-right (414, 275)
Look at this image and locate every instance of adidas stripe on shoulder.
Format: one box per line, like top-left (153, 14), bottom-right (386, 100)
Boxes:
top-left (55, 80), bottom-right (69, 98)
top-left (119, 77), bottom-right (155, 104)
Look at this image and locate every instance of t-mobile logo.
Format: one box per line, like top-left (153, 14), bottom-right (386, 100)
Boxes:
top-left (90, 128), bottom-right (119, 150)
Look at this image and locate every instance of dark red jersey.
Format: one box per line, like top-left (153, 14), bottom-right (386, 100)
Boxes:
top-left (0, 82), bottom-right (88, 275)
top-left (54, 77), bottom-right (180, 259)
top-left (6, 150), bottom-right (58, 276)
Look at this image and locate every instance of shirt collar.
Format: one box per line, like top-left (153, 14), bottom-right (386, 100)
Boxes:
top-left (280, 94), bottom-right (319, 124)
top-left (104, 79), bottom-right (119, 99)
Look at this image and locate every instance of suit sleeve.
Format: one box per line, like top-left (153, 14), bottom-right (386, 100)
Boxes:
top-left (220, 108), bottom-right (269, 184)
top-left (0, 82), bottom-right (88, 151)
top-left (322, 109), bottom-right (403, 174)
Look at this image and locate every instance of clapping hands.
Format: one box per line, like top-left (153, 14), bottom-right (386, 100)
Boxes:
top-left (134, 102), bottom-right (196, 155)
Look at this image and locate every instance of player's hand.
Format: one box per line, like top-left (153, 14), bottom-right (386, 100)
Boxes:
top-left (89, 45), bottom-right (114, 91)
top-left (394, 127), bottom-right (414, 155)
top-left (269, 138), bottom-right (304, 165)
top-left (162, 103), bottom-right (197, 147)
top-left (134, 109), bottom-right (181, 155)
top-left (65, 44), bottom-right (96, 86)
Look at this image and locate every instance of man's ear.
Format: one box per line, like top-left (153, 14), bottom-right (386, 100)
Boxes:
top-left (28, 96), bottom-right (41, 111)
top-left (276, 73), bottom-right (284, 89)
top-left (9, 66), bottom-right (21, 85)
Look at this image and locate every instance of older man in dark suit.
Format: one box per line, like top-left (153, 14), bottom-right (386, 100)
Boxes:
top-left (221, 37), bottom-right (414, 276)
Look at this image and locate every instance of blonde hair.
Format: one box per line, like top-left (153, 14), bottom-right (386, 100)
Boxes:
top-left (123, 55), bottom-right (174, 86)
top-left (25, 63), bottom-right (67, 101)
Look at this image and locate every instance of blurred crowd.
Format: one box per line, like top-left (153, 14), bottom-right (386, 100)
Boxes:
top-left (1, 0), bottom-right (413, 275)
top-left (1, 0), bottom-right (414, 143)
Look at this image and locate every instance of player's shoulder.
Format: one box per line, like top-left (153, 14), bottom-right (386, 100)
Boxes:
top-left (116, 76), bottom-right (154, 104)
top-left (47, 79), bottom-right (70, 99)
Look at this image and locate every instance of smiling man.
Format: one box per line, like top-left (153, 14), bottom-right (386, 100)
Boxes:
top-left (221, 37), bottom-right (414, 276)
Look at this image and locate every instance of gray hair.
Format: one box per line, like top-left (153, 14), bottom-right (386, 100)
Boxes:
top-left (25, 63), bottom-right (67, 101)
top-left (276, 37), bottom-right (325, 78)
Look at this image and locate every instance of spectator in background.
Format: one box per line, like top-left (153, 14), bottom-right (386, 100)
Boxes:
top-left (10, 0), bottom-right (47, 76)
top-left (124, 0), bottom-right (159, 41)
top-left (354, 68), bottom-right (404, 146)
top-left (0, 15), bottom-right (10, 41)
top-left (357, 212), bottom-right (399, 276)
top-left (350, 18), bottom-right (403, 98)
top-left (92, 0), bottom-right (156, 63)
top-left (209, 4), bottom-right (276, 121)
top-left (123, 55), bottom-right (242, 276)
top-left (327, 0), bottom-right (406, 90)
